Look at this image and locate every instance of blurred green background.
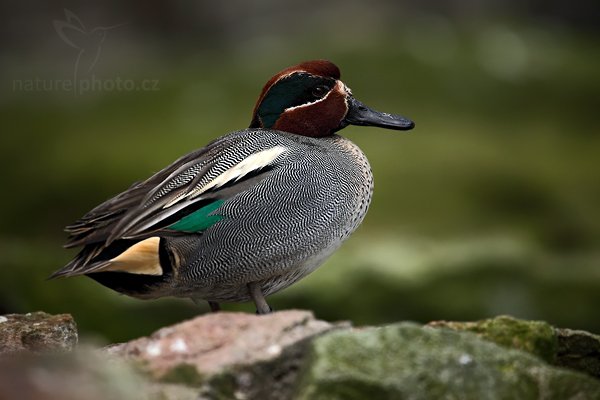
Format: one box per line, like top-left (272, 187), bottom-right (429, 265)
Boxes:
top-left (1, 1), bottom-right (599, 342)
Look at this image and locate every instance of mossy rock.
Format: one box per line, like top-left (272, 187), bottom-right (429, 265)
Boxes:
top-left (295, 323), bottom-right (600, 400)
top-left (428, 315), bottom-right (557, 363)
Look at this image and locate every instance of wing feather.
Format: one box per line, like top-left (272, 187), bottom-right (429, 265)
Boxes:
top-left (64, 132), bottom-right (288, 250)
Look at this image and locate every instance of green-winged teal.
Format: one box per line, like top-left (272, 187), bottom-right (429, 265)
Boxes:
top-left (52, 60), bottom-right (415, 314)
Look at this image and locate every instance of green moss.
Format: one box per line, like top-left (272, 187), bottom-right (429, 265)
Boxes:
top-left (159, 363), bottom-right (205, 387)
top-left (302, 378), bottom-right (398, 400)
top-left (429, 315), bottom-right (558, 363)
top-left (202, 371), bottom-right (238, 400)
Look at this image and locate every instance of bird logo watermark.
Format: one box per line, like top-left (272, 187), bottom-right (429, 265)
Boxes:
top-left (12, 9), bottom-right (159, 94)
top-left (53, 9), bottom-right (125, 81)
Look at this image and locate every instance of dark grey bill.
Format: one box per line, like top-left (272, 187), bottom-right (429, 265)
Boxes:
top-left (343, 96), bottom-right (415, 130)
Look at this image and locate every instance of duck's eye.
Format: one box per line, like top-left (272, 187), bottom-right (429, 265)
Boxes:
top-left (311, 85), bottom-right (328, 98)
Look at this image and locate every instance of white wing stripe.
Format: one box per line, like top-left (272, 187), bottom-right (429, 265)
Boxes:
top-left (162, 146), bottom-right (287, 209)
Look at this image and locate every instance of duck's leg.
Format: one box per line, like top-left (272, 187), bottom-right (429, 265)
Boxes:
top-left (208, 301), bottom-right (221, 312)
top-left (191, 297), bottom-right (221, 313)
top-left (248, 282), bottom-right (272, 314)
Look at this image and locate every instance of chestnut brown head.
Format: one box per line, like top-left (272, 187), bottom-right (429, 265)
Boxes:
top-left (250, 60), bottom-right (414, 137)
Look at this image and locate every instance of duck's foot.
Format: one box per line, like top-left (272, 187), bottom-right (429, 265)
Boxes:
top-left (248, 282), bottom-right (272, 315)
top-left (255, 305), bottom-right (274, 315)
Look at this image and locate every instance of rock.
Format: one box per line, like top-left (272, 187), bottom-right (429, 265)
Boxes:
top-left (427, 315), bottom-right (557, 363)
top-left (556, 328), bottom-right (600, 379)
top-left (295, 323), bottom-right (600, 400)
top-left (0, 312), bottom-right (78, 354)
top-left (107, 310), bottom-right (345, 398)
top-left (0, 347), bottom-right (197, 400)
top-left (3, 311), bottom-right (599, 399)
top-left (428, 315), bottom-right (600, 379)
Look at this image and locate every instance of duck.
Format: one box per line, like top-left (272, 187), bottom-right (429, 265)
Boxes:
top-left (51, 60), bottom-right (415, 314)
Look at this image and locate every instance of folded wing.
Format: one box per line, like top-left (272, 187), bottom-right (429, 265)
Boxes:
top-left (54, 131), bottom-right (289, 278)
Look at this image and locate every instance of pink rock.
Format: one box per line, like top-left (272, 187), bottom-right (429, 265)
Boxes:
top-left (106, 310), bottom-right (341, 381)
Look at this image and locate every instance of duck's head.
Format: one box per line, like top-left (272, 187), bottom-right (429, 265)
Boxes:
top-left (250, 60), bottom-right (415, 137)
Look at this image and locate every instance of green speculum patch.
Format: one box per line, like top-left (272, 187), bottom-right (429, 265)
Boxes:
top-left (168, 200), bottom-right (225, 232)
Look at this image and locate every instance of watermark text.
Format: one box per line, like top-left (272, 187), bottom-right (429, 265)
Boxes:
top-left (12, 76), bottom-right (160, 94)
